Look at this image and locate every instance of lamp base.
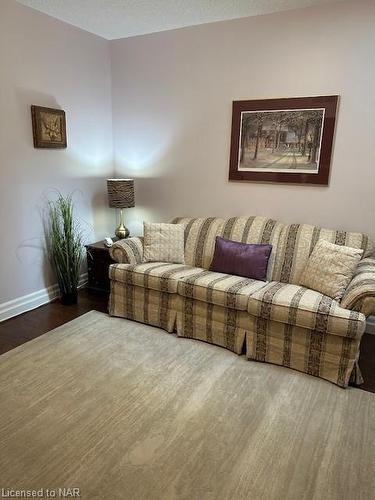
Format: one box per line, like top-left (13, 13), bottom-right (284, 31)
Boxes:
top-left (115, 224), bottom-right (130, 239)
top-left (114, 208), bottom-right (130, 239)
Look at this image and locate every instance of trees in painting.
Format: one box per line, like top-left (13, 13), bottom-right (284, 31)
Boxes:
top-left (239, 109), bottom-right (324, 170)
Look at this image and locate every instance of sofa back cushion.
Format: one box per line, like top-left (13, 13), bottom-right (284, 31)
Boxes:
top-left (171, 216), bottom-right (284, 279)
top-left (272, 223), bottom-right (374, 285)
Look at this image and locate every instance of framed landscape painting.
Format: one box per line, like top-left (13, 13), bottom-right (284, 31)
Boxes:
top-left (228, 96), bottom-right (338, 185)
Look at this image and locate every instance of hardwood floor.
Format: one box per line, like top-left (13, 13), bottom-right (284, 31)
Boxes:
top-left (358, 333), bottom-right (375, 393)
top-left (1, 288), bottom-right (374, 394)
top-left (0, 289), bottom-right (108, 356)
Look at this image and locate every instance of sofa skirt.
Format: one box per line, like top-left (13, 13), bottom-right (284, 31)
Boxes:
top-left (175, 296), bottom-right (247, 355)
top-left (109, 281), bottom-right (363, 387)
top-left (246, 316), bottom-right (363, 388)
top-left (109, 281), bottom-right (176, 332)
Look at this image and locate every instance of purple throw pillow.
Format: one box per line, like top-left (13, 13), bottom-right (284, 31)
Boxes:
top-left (209, 236), bottom-right (272, 281)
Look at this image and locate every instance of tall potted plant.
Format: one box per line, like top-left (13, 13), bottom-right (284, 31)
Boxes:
top-left (47, 193), bottom-right (84, 305)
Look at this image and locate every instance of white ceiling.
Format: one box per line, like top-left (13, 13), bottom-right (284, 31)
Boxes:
top-left (17, 0), bottom-right (347, 40)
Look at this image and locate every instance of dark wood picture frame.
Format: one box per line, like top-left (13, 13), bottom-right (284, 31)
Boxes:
top-left (31, 105), bottom-right (67, 149)
top-left (229, 95), bottom-right (338, 185)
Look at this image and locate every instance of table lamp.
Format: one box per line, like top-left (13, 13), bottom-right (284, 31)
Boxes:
top-left (107, 178), bottom-right (135, 239)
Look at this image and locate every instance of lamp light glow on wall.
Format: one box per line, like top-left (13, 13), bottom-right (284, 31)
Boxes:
top-left (107, 178), bottom-right (135, 239)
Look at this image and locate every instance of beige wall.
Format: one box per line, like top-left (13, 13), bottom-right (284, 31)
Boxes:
top-left (111, 0), bottom-right (375, 239)
top-left (2, 0), bottom-right (375, 307)
top-left (0, 0), bottom-right (114, 303)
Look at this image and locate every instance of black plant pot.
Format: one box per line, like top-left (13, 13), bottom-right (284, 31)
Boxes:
top-left (60, 291), bottom-right (78, 305)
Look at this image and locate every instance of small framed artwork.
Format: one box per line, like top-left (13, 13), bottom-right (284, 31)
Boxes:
top-left (31, 105), bottom-right (67, 149)
top-left (228, 95), bottom-right (338, 185)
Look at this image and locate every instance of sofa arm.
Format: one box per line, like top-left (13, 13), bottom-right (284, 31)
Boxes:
top-left (341, 257), bottom-right (375, 316)
top-left (109, 237), bottom-right (143, 264)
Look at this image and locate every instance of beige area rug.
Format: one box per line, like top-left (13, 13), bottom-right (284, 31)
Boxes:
top-left (1, 311), bottom-right (375, 500)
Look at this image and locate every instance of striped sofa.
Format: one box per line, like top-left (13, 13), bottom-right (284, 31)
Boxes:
top-left (108, 216), bottom-right (375, 388)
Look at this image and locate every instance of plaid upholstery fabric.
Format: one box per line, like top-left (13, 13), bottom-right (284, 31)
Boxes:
top-left (172, 216), bottom-right (284, 278)
top-left (108, 215), bottom-right (374, 388)
top-left (246, 316), bottom-right (363, 388)
top-left (176, 296), bottom-right (247, 354)
top-left (109, 263), bottom-right (204, 294)
top-left (341, 257), bottom-right (375, 316)
top-left (273, 223), bottom-right (373, 285)
top-left (177, 270), bottom-right (268, 311)
top-left (109, 281), bottom-right (177, 332)
top-left (110, 237), bottom-right (143, 264)
top-left (247, 282), bottom-right (366, 338)
top-left (109, 280), bottom-right (364, 386)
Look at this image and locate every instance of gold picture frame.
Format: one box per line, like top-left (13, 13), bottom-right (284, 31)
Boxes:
top-left (31, 105), bottom-right (67, 149)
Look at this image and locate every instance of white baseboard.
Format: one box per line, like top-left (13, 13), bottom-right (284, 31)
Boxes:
top-left (0, 274), bottom-right (88, 323)
top-left (366, 316), bottom-right (375, 335)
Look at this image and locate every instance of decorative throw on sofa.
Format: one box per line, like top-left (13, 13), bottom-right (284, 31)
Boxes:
top-left (299, 239), bottom-right (363, 301)
top-left (143, 222), bottom-right (185, 264)
top-left (209, 236), bottom-right (272, 281)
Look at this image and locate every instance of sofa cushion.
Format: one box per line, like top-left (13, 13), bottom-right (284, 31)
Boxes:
top-left (109, 263), bottom-right (204, 294)
top-left (143, 222), bottom-right (185, 264)
top-left (210, 236), bottom-right (272, 280)
top-left (299, 240), bottom-right (363, 301)
top-left (273, 223), bottom-right (373, 285)
top-left (177, 270), bottom-right (268, 311)
top-left (171, 216), bottom-right (284, 278)
top-left (247, 281), bottom-right (365, 338)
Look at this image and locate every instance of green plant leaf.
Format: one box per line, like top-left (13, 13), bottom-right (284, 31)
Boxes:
top-left (46, 193), bottom-right (84, 296)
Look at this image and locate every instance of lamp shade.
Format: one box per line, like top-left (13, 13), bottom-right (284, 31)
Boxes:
top-left (107, 179), bottom-right (135, 209)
